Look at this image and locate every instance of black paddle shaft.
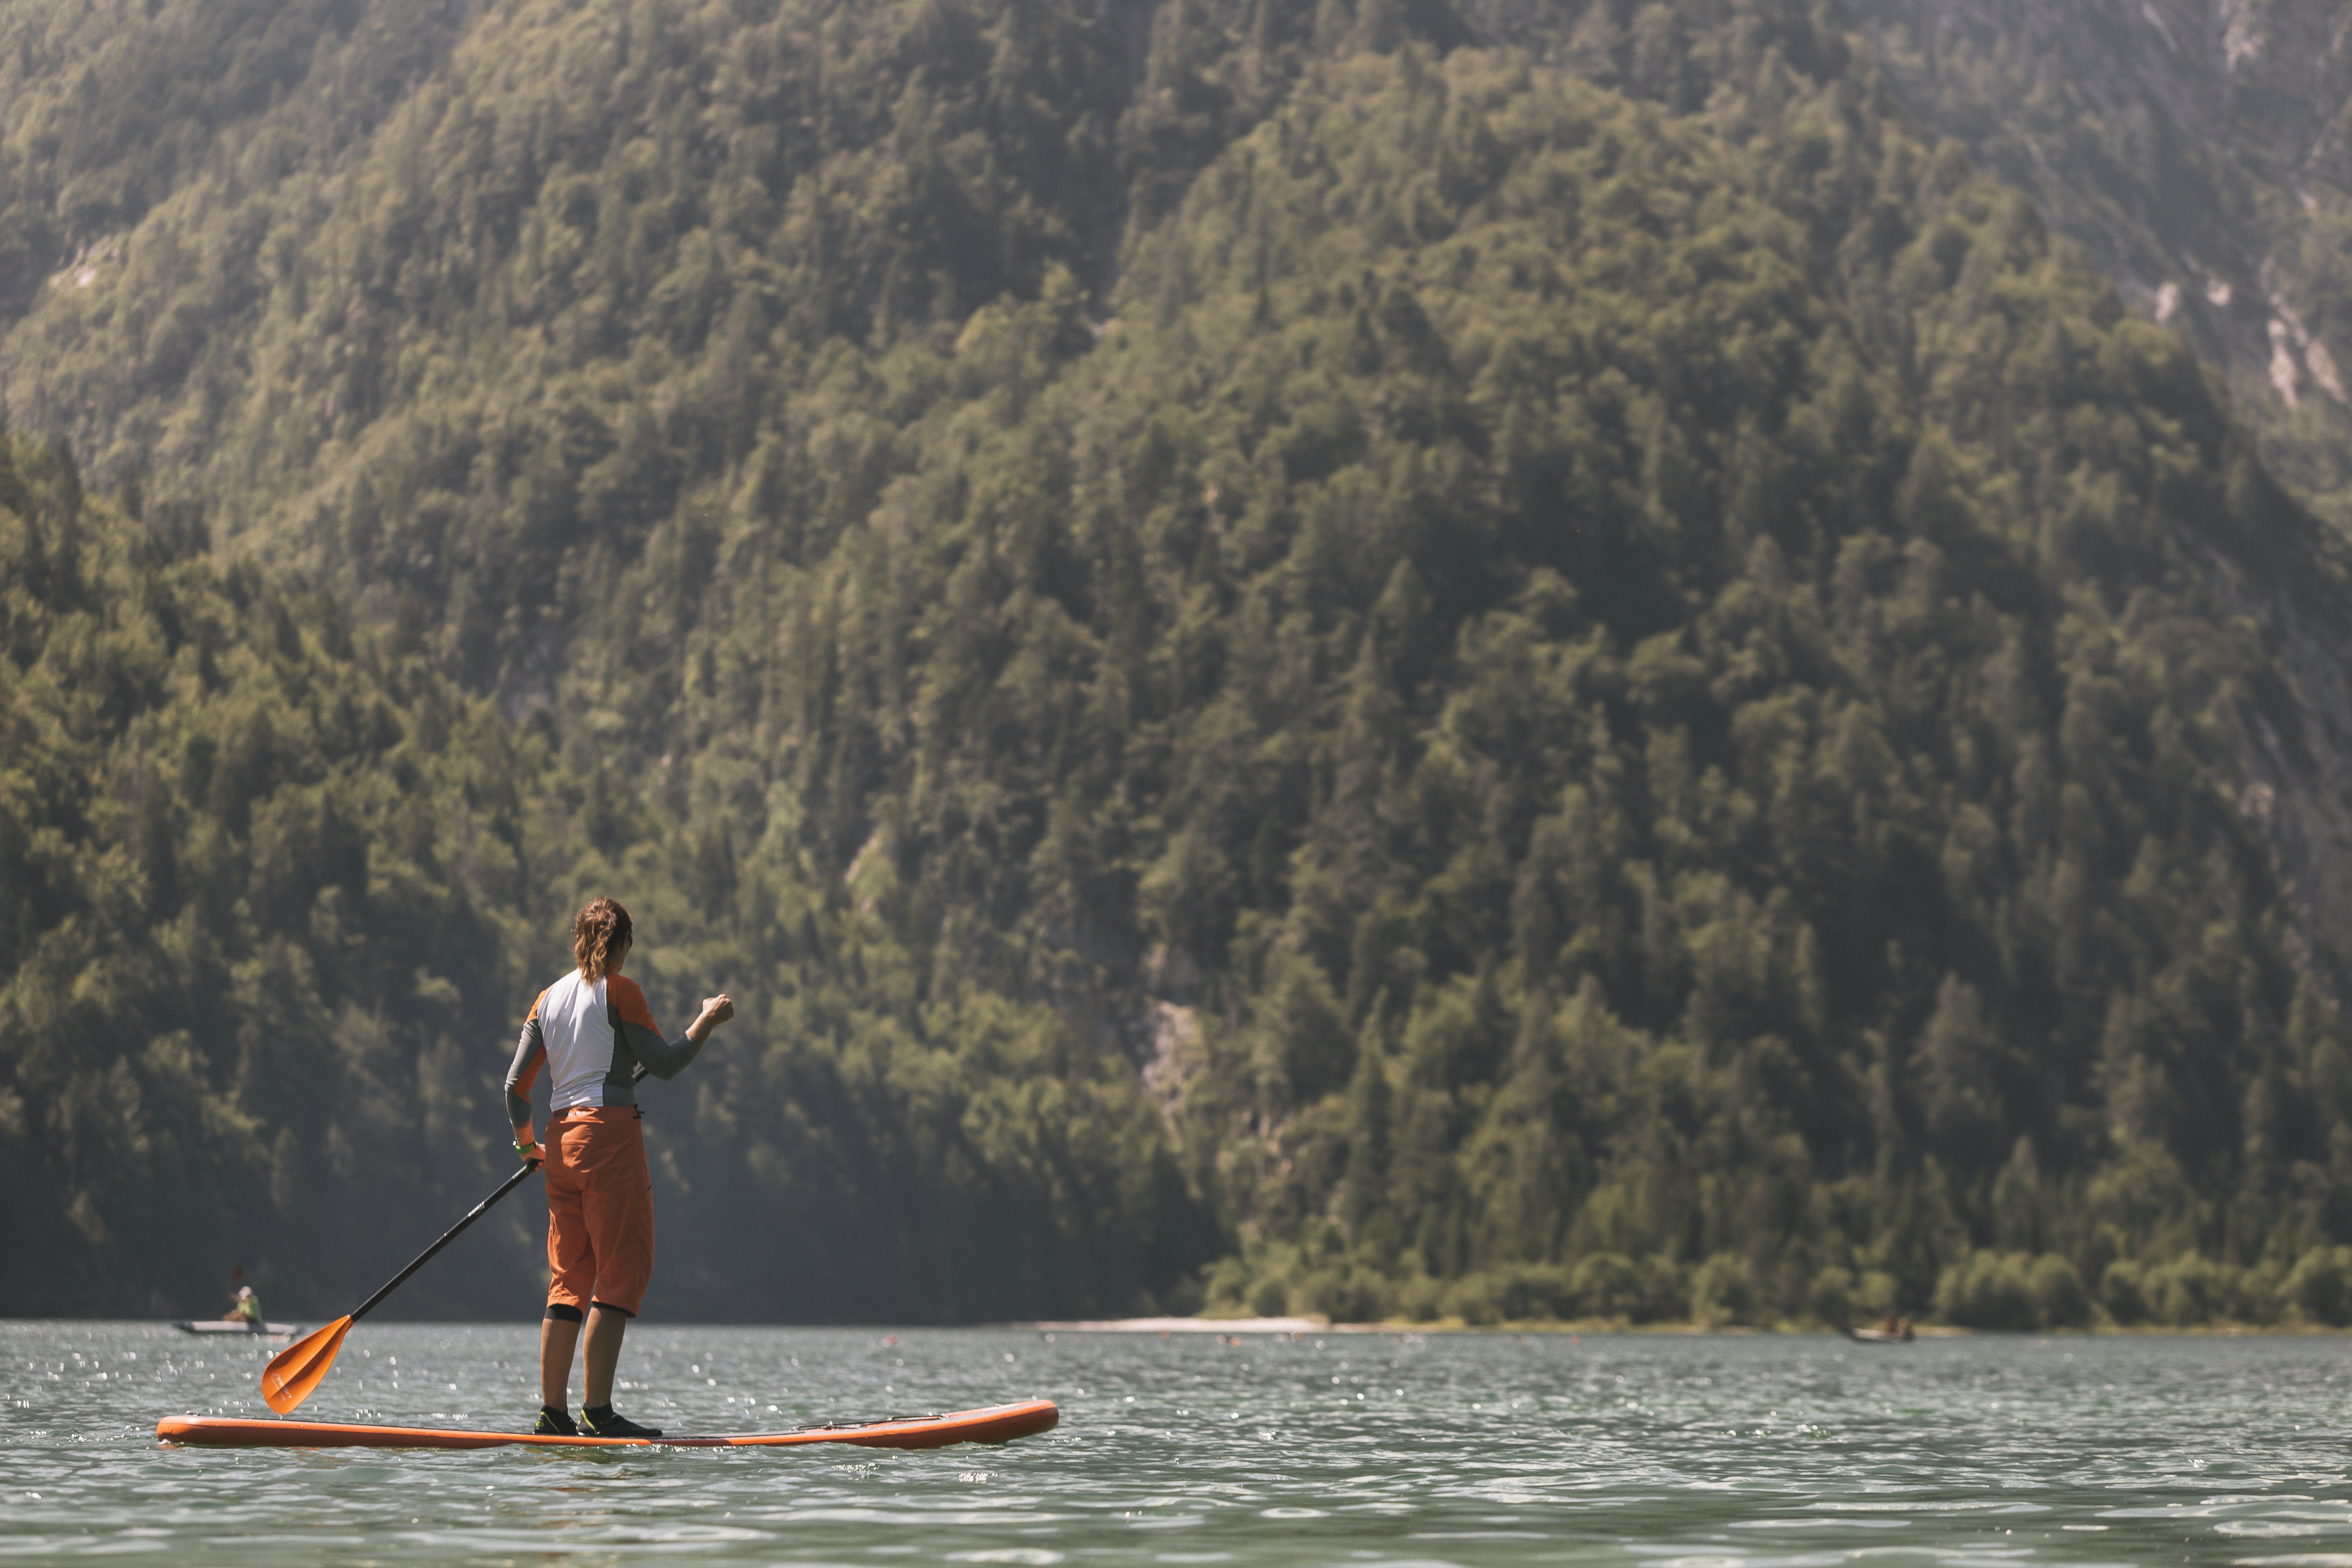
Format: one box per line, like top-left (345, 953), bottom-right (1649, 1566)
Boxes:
top-left (348, 1064), bottom-right (650, 1325)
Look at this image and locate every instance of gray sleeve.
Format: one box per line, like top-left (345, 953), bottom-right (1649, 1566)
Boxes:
top-left (505, 1010), bottom-right (545, 1131)
top-left (619, 1017), bottom-right (704, 1081)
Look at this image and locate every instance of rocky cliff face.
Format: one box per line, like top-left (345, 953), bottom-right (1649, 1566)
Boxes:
top-left (1845, 0), bottom-right (2352, 515)
top-left (2204, 498), bottom-right (2352, 996)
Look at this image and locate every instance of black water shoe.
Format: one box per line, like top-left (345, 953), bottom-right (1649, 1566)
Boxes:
top-left (580, 1405), bottom-right (662, 1438)
top-left (533, 1406), bottom-right (578, 1436)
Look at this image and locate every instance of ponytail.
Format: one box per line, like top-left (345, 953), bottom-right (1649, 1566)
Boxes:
top-left (573, 897), bottom-right (633, 981)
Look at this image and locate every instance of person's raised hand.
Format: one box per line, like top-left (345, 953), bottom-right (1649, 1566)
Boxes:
top-left (701, 994), bottom-right (735, 1027)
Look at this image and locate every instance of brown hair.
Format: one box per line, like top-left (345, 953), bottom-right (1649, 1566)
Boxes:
top-left (573, 897), bottom-right (633, 981)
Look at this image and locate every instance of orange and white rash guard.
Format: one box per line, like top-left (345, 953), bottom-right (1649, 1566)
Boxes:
top-left (504, 971), bottom-right (702, 1138)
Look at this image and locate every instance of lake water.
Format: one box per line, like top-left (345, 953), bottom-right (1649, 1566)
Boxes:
top-left (6, 1321), bottom-right (2351, 1565)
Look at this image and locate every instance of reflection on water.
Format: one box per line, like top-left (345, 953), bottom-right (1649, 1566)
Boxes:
top-left (3, 1320), bottom-right (2349, 1565)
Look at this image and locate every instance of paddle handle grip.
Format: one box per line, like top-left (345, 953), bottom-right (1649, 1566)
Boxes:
top-left (349, 1064), bottom-right (652, 1325)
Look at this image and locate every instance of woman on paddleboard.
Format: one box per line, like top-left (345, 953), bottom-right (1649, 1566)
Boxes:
top-left (505, 897), bottom-right (734, 1436)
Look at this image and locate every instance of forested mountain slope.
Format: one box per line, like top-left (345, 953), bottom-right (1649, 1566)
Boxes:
top-left (0, 427), bottom-right (1197, 1319)
top-left (0, 433), bottom-right (558, 1311)
top-left (9, 0), bottom-right (2352, 1328)
top-left (0, 0), bottom-right (480, 323)
top-left (1821, 0), bottom-right (2352, 529)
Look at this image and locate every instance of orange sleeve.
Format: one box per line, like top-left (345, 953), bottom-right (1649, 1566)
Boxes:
top-left (609, 975), bottom-right (662, 1036)
top-left (505, 989), bottom-right (549, 1117)
top-left (513, 989), bottom-right (549, 1093)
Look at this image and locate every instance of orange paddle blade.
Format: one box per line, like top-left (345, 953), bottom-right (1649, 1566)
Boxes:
top-left (261, 1315), bottom-right (353, 1414)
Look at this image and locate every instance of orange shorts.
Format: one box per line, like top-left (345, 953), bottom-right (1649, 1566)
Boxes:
top-left (544, 1107), bottom-right (654, 1318)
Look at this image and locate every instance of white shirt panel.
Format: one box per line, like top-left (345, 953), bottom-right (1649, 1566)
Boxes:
top-left (539, 971), bottom-right (617, 1111)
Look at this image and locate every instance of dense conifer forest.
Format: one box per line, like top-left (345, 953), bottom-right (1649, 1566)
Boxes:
top-left (9, 0), bottom-right (2352, 1329)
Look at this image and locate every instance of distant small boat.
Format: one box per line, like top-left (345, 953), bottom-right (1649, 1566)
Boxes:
top-left (172, 1320), bottom-right (304, 1338)
top-left (1843, 1324), bottom-right (1914, 1344)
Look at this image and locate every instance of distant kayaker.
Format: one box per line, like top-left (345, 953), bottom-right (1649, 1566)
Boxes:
top-left (505, 896), bottom-right (735, 1437)
top-left (220, 1285), bottom-right (262, 1327)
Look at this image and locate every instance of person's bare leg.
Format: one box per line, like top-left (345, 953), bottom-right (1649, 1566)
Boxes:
top-left (541, 1316), bottom-right (582, 1409)
top-left (582, 1305), bottom-right (628, 1408)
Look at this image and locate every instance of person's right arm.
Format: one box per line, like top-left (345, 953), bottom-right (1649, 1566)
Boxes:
top-left (505, 996), bottom-right (548, 1162)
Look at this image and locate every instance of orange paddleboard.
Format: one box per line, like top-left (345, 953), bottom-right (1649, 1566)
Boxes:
top-left (157, 1399), bottom-right (1058, 1450)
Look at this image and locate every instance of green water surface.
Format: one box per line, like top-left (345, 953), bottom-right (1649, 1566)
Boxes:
top-left (6, 1321), bottom-right (2350, 1565)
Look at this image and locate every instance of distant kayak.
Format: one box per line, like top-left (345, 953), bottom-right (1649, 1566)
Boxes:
top-left (1843, 1325), bottom-right (1914, 1343)
top-left (156, 1399), bottom-right (1060, 1450)
top-left (172, 1321), bottom-right (304, 1338)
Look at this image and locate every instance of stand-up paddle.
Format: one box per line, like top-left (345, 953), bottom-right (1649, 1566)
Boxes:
top-left (263, 1159), bottom-right (536, 1412)
top-left (263, 1066), bottom-right (649, 1414)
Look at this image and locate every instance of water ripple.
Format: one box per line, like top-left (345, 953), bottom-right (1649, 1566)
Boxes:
top-left (6, 1324), bottom-right (2352, 1563)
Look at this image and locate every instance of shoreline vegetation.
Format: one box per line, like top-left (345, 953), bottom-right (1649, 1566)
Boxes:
top-left (1190, 1246), bottom-right (2352, 1336)
top-left (1032, 1314), bottom-right (2352, 1336)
